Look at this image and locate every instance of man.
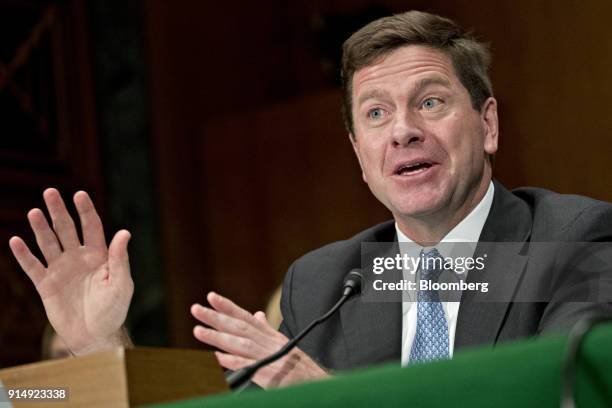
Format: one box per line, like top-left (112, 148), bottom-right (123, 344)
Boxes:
top-left (9, 10), bottom-right (612, 390)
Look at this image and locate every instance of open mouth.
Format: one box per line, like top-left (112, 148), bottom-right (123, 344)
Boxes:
top-left (395, 162), bottom-right (434, 176)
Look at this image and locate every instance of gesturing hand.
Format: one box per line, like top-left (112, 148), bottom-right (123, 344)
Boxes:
top-left (191, 292), bottom-right (329, 389)
top-left (8, 188), bottom-right (133, 356)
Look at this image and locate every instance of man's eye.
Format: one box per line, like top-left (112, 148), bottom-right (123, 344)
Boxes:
top-left (422, 97), bottom-right (442, 110)
top-left (367, 108), bottom-right (385, 120)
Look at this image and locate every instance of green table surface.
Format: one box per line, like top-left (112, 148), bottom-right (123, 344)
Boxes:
top-left (147, 324), bottom-right (612, 408)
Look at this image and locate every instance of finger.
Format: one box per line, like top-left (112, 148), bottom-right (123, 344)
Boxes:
top-left (108, 230), bottom-right (131, 282)
top-left (27, 208), bottom-right (61, 263)
top-left (9, 236), bottom-right (46, 286)
top-left (207, 292), bottom-right (274, 334)
top-left (253, 311), bottom-right (278, 335)
top-left (191, 304), bottom-right (277, 349)
top-left (73, 191), bottom-right (106, 248)
top-left (214, 351), bottom-right (255, 371)
top-left (215, 351), bottom-right (298, 389)
top-left (254, 311), bottom-right (267, 324)
top-left (193, 325), bottom-right (268, 359)
top-left (43, 188), bottom-right (80, 249)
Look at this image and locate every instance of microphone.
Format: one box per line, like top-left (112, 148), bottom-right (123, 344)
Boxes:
top-left (227, 269), bottom-right (363, 390)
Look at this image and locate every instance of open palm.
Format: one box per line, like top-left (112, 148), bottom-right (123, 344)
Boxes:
top-left (9, 188), bottom-right (133, 355)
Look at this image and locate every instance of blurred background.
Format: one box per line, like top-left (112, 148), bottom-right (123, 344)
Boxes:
top-left (0, 0), bottom-right (611, 367)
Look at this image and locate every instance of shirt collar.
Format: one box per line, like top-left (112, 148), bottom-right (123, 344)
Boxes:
top-left (395, 181), bottom-right (495, 258)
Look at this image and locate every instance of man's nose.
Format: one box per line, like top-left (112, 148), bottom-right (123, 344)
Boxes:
top-left (390, 111), bottom-right (425, 147)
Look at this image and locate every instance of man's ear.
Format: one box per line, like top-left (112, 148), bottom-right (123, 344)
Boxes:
top-left (349, 133), bottom-right (368, 183)
top-left (481, 97), bottom-right (499, 155)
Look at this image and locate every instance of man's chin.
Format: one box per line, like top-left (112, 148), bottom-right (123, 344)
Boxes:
top-left (391, 199), bottom-right (446, 220)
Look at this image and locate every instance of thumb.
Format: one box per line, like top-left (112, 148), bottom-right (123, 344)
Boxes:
top-left (108, 229), bottom-right (131, 281)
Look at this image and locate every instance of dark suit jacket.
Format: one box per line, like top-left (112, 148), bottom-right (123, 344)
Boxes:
top-left (278, 180), bottom-right (612, 371)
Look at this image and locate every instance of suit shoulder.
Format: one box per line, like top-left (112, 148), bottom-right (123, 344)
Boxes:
top-left (286, 220), bottom-right (394, 282)
top-left (294, 220), bottom-right (395, 267)
top-left (512, 186), bottom-right (612, 239)
top-left (280, 220), bottom-right (395, 326)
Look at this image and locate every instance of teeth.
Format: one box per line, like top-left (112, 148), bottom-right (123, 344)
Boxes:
top-left (397, 162), bottom-right (431, 175)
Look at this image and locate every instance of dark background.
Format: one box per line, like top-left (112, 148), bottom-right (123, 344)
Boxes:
top-left (0, 0), bottom-right (610, 367)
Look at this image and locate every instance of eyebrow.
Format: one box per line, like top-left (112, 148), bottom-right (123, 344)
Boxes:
top-left (411, 76), bottom-right (452, 97)
top-left (357, 89), bottom-right (390, 107)
top-left (356, 76), bottom-right (453, 107)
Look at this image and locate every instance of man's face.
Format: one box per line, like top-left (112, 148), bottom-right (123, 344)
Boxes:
top-left (350, 45), bottom-right (498, 224)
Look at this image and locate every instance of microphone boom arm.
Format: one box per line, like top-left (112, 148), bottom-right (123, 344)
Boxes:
top-left (227, 269), bottom-right (362, 390)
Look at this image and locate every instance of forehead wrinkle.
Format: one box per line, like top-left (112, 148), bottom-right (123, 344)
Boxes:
top-left (360, 56), bottom-right (451, 79)
top-left (355, 46), bottom-right (452, 78)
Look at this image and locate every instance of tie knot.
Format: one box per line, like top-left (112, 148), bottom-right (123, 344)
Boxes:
top-left (422, 247), bottom-right (441, 259)
top-left (419, 248), bottom-right (443, 282)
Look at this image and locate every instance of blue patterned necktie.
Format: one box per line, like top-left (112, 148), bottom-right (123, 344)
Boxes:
top-left (409, 248), bottom-right (450, 364)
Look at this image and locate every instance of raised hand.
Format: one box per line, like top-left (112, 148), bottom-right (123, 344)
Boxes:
top-left (8, 188), bottom-right (133, 356)
top-left (191, 292), bottom-right (329, 388)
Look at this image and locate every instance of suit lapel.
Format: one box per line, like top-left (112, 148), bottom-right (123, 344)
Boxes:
top-left (337, 180), bottom-right (534, 361)
top-left (339, 227), bottom-right (402, 367)
top-left (455, 180), bottom-right (532, 351)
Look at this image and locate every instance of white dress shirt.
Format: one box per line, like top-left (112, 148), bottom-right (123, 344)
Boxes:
top-left (398, 181), bottom-right (495, 366)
